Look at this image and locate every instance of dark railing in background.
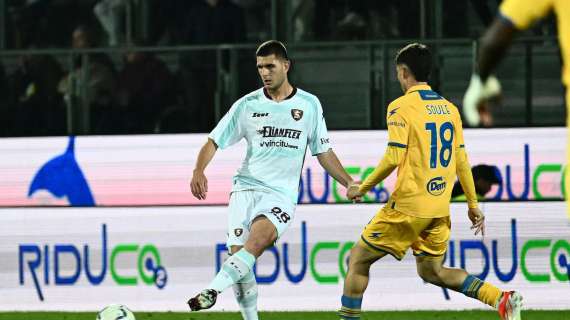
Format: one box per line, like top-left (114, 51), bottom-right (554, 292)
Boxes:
top-left (0, 36), bottom-right (563, 137)
top-left (0, 0), bottom-right (563, 136)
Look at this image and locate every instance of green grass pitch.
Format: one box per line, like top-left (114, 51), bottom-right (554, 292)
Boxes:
top-left (0, 311), bottom-right (568, 320)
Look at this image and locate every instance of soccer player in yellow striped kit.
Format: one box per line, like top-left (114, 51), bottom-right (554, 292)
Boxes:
top-left (339, 43), bottom-right (522, 320)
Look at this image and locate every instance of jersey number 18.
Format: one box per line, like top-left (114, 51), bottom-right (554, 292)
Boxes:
top-left (425, 122), bottom-right (454, 168)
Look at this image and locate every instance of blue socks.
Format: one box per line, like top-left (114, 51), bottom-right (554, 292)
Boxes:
top-left (339, 295), bottom-right (362, 319)
top-left (460, 274), bottom-right (503, 308)
top-left (460, 275), bottom-right (484, 299)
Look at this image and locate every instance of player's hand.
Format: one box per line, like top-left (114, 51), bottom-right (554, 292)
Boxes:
top-left (468, 207), bottom-right (485, 236)
top-left (463, 74), bottom-right (501, 127)
top-left (190, 169), bottom-right (208, 200)
top-left (347, 183), bottom-right (363, 202)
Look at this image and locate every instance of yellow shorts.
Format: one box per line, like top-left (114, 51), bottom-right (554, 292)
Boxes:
top-left (359, 207), bottom-right (450, 260)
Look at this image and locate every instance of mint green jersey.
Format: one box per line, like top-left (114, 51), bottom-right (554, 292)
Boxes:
top-left (209, 87), bottom-right (331, 204)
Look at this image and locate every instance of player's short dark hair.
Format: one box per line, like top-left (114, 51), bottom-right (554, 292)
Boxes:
top-left (256, 40), bottom-right (289, 61)
top-left (395, 43), bottom-right (432, 82)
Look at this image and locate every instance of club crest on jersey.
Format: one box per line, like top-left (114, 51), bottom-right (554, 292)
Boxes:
top-left (291, 109), bottom-right (303, 121)
top-left (426, 176), bottom-right (446, 196)
top-left (234, 228), bottom-right (243, 237)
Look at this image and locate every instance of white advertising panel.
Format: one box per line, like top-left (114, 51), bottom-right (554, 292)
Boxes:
top-left (1, 202), bottom-right (569, 311)
top-left (0, 128), bottom-right (566, 206)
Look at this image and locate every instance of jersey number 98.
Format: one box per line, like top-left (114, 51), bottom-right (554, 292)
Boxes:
top-left (425, 122), bottom-right (453, 168)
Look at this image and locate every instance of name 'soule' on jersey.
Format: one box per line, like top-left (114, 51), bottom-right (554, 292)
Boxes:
top-left (209, 87), bottom-right (331, 204)
top-left (387, 84), bottom-right (466, 218)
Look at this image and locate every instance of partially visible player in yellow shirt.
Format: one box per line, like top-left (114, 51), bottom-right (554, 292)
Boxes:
top-left (463, 0), bottom-right (570, 217)
top-left (338, 43), bottom-right (522, 320)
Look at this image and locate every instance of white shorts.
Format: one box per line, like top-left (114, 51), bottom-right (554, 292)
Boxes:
top-left (226, 190), bottom-right (296, 248)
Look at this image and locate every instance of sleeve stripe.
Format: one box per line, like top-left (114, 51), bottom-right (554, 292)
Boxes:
top-left (388, 142), bottom-right (407, 148)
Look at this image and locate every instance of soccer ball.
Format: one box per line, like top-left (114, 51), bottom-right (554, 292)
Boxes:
top-left (96, 304), bottom-right (136, 320)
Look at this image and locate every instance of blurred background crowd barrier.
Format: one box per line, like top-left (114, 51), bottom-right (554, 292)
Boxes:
top-left (0, 0), bottom-right (564, 137)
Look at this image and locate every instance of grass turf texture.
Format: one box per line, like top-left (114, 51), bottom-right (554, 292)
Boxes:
top-left (0, 311), bottom-right (567, 320)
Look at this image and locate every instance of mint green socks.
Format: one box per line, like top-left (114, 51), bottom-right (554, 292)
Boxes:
top-left (208, 248), bottom-right (256, 293)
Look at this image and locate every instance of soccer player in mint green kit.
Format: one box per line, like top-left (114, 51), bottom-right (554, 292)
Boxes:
top-left (188, 40), bottom-right (358, 319)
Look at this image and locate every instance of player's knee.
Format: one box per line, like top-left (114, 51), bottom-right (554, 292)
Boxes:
top-left (347, 247), bottom-right (371, 274)
top-left (245, 232), bottom-right (275, 257)
top-left (347, 247), bottom-right (361, 265)
top-left (417, 266), bottom-right (442, 285)
top-left (246, 217), bottom-right (277, 255)
top-left (229, 245), bottom-right (243, 255)
top-left (244, 238), bottom-right (268, 257)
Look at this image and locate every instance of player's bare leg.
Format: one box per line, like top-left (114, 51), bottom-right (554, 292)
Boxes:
top-left (188, 216), bottom-right (276, 313)
top-left (415, 255), bottom-right (468, 289)
top-left (416, 255), bottom-right (522, 319)
top-left (343, 244), bottom-right (385, 296)
top-left (339, 244), bottom-right (385, 320)
top-left (243, 216), bottom-right (278, 257)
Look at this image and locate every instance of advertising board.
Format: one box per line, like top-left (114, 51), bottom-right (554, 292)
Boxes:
top-left (0, 128), bottom-right (565, 206)
top-left (2, 202), bottom-right (568, 311)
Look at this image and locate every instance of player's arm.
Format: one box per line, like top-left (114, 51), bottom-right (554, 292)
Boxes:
top-left (463, 0), bottom-right (553, 126)
top-left (478, 19), bottom-right (516, 82)
top-left (359, 146), bottom-right (405, 195)
top-left (457, 148), bottom-right (486, 236)
top-left (454, 115), bottom-right (485, 235)
top-left (456, 148), bottom-right (478, 210)
top-left (316, 150), bottom-right (355, 188)
top-left (463, 18), bottom-right (516, 126)
top-left (355, 105), bottom-right (409, 198)
top-left (454, 114), bottom-right (478, 209)
top-left (310, 98), bottom-right (358, 194)
top-left (191, 99), bottom-right (245, 200)
top-left (191, 139), bottom-right (218, 200)
top-left (480, 0), bottom-right (553, 79)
